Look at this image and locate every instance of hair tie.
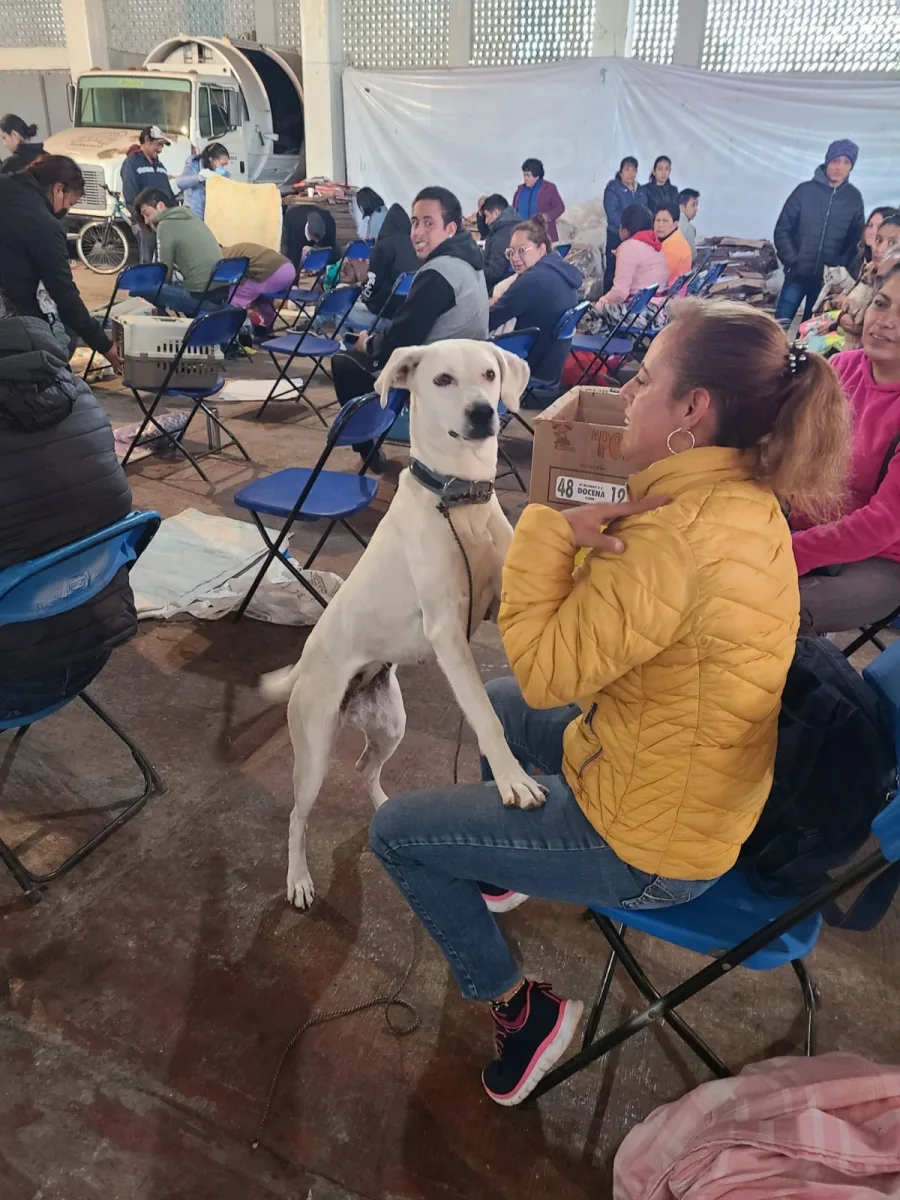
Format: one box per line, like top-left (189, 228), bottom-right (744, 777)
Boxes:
top-left (788, 343), bottom-right (809, 378)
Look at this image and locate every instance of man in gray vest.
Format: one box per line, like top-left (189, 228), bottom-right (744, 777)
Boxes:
top-left (332, 185), bottom-right (488, 470)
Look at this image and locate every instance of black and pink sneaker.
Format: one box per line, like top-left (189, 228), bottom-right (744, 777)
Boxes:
top-left (480, 882), bottom-right (529, 913)
top-left (482, 981), bottom-right (583, 1106)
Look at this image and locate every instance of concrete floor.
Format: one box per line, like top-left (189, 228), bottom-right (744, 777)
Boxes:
top-left (0, 274), bottom-right (898, 1199)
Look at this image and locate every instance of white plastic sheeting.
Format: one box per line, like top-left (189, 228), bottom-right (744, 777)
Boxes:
top-left (343, 58), bottom-right (900, 240)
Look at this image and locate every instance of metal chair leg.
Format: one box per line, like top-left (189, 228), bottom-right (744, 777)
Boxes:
top-left (791, 958), bottom-right (818, 1056)
top-left (496, 445), bottom-right (527, 492)
top-left (0, 691), bottom-right (163, 898)
top-left (591, 914), bottom-right (732, 1079)
top-left (582, 922), bottom-right (622, 1049)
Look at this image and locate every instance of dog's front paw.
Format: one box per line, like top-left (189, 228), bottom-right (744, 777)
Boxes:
top-left (287, 871), bottom-right (316, 911)
top-left (494, 765), bottom-right (548, 810)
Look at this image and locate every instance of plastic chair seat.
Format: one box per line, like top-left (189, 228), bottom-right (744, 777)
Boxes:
top-left (603, 335), bottom-right (639, 357)
top-left (571, 333), bottom-right (610, 354)
top-left (134, 377), bottom-right (227, 400)
top-left (235, 468), bottom-right (378, 521)
top-left (288, 287), bottom-right (322, 304)
top-left (593, 868), bottom-right (823, 970)
top-left (262, 332), bottom-right (341, 357)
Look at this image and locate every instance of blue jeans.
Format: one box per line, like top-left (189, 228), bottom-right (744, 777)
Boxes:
top-left (370, 676), bottom-right (717, 1001)
top-left (131, 284), bottom-right (228, 316)
top-left (774, 273), bottom-right (822, 325)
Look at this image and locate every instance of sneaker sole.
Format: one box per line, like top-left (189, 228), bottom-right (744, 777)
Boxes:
top-left (483, 998), bottom-right (584, 1107)
top-left (482, 891), bottom-right (529, 914)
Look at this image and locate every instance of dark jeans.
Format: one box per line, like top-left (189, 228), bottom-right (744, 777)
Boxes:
top-left (331, 348), bottom-right (379, 458)
top-left (774, 272), bottom-right (822, 325)
top-left (0, 654), bottom-right (109, 725)
top-left (603, 230), bottom-right (621, 293)
top-left (369, 676), bottom-right (717, 1001)
top-left (131, 283), bottom-right (227, 316)
top-left (799, 559), bottom-right (900, 635)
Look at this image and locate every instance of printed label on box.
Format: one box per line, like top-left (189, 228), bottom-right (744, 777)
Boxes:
top-left (554, 475), bottom-right (628, 505)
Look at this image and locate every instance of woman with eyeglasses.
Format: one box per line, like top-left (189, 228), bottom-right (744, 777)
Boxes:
top-left (488, 215), bottom-right (583, 384)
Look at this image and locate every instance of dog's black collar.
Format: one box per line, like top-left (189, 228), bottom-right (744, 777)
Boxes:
top-left (409, 458), bottom-right (495, 508)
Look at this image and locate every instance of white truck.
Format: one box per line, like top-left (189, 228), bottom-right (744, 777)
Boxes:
top-left (44, 35), bottom-right (304, 271)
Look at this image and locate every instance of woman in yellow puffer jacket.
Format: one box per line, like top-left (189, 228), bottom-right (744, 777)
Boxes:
top-left (370, 300), bottom-right (851, 1107)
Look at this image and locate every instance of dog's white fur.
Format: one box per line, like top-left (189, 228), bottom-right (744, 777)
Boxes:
top-left (260, 338), bottom-right (546, 909)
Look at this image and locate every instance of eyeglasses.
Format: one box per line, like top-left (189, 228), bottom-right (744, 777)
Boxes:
top-left (505, 245), bottom-right (534, 261)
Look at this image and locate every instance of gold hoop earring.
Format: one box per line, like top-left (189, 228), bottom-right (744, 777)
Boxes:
top-left (666, 427), bottom-right (696, 455)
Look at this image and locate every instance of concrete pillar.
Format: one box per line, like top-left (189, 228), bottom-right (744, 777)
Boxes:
top-left (254, 0), bottom-right (279, 46)
top-left (448, 0), bottom-right (473, 67)
top-left (672, 0), bottom-right (709, 68)
top-left (299, 0), bottom-right (345, 180)
top-left (592, 0), bottom-right (631, 57)
top-left (61, 0), bottom-right (109, 78)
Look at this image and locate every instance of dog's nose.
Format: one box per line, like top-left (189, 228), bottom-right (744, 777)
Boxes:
top-left (465, 402), bottom-right (496, 440)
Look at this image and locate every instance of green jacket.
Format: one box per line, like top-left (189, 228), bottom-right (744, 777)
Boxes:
top-left (152, 206), bottom-right (221, 291)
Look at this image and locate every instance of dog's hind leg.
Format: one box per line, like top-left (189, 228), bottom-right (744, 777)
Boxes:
top-left (283, 657), bottom-right (354, 911)
top-left (345, 666), bottom-right (406, 810)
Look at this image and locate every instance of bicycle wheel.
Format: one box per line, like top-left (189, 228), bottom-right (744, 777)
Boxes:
top-left (76, 220), bottom-right (130, 274)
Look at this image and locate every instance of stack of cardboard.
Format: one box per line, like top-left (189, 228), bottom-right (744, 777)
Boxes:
top-left (698, 236), bottom-right (780, 307)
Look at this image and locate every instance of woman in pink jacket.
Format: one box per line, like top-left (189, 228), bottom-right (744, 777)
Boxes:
top-left (588, 203), bottom-right (668, 333)
top-left (794, 262), bottom-right (900, 633)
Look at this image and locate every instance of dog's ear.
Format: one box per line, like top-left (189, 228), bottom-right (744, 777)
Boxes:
top-left (375, 345), bottom-right (424, 407)
top-left (486, 343), bottom-right (531, 412)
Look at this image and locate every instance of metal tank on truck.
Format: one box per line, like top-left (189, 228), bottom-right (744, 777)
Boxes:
top-left (44, 35), bottom-right (304, 273)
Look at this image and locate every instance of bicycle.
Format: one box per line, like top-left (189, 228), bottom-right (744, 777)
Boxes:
top-left (75, 185), bottom-right (133, 275)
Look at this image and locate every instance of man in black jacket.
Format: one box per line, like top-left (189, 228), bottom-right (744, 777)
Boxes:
top-left (0, 302), bottom-right (135, 717)
top-left (478, 195), bottom-right (518, 293)
top-left (774, 139), bottom-right (865, 326)
top-left (355, 202), bottom-right (418, 321)
top-left (0, 158), bottom-right (121, 366)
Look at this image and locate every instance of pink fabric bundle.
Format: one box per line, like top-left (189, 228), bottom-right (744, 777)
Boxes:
top-left (614, 1053), bottom-right (900, 1199)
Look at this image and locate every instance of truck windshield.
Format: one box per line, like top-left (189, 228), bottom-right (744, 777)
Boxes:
top-left (75, 76), bottom-right (191, 136)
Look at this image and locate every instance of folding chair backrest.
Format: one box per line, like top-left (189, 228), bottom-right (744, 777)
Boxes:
top-left (343, 240), bottom-right (371, 262)
top-left (311, 286), bottom-right (362, 340)
top-left (555, 243), bottom-right (572, 258)
top-left (393, 271), bottom-right (414, 298)
top-left (300, 247), bottom-right (332, 277)
top-left (330, 389), bottom-right (407, 449)
top-left (490, 327), bottom-right (539, 360)
top-left (184, 304), bottom-right (247, 349)
top-left (0, 510), bottom-right (160, 625)
top-left (626, 285), bottom-right (659, 319)
top-left (552, 300), bottom-right (591, 343)
top-left (119, 263), bottom-right (166, 297)
top-left (668, 272), bottom-right (691, 297)
top-left (689, 262), bottom-right (726, 296)
top-left (210, 256), bottom-right (250, 287)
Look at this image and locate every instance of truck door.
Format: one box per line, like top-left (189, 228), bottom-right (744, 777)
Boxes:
top-left (197, 81), bottom-right (247, 179)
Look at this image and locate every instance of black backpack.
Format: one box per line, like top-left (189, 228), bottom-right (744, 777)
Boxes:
top-left (739, 636), bottom-right (899, 929)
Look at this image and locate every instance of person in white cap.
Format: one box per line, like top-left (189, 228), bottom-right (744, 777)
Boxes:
top-left (122, 126), bottom-right (175, 263)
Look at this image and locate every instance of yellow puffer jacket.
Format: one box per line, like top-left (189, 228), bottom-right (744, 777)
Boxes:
top-left (499, 446), bottom-right (799, 881)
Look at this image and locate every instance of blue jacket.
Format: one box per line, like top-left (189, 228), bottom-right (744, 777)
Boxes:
top-left (488, 251), bottom-right (583, 382)
top-left (120, 149), bottom-right (174, 209)
top-left (175, 155), bottom-right (230, 219)
top-left (603, 177), bottom-right (642, 238)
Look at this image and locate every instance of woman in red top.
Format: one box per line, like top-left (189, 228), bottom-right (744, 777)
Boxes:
top-left (794, 263), bottom-right (900, 633)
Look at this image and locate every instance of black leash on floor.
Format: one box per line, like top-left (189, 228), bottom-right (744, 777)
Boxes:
top-left (250, 497), bottom-right (479, 1153)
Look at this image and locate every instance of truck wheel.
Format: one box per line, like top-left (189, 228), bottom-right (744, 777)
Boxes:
top-left (76, 220), bottom-right (131, 274)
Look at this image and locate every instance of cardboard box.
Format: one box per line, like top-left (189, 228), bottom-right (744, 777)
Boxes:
top-left (529, 386), bottom-right (629, 510)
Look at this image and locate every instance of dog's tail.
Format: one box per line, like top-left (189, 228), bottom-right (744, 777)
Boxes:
top-left (259, 661), bottom-right (303, 704)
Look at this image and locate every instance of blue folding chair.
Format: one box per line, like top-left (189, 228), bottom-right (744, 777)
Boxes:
top-left (284, 246), bottom-right (334, 313)
top-left (255, 285), bottom-right (362, 424)
top-left (555, 243), bottom-right (572, 258)
top-left (523, 300), bottom-right (591, 408)
top-left (83, 262), bottom-right (167, 380)
top-left (570, 286), bottom-right (659, 389)
top-left (343, 270), bottom-right (415, 336)
top-left (0, 510), bottom-right (164, 897)
top-left (343, 239), bottom-right (371, 265)
top-left (688, 260), bottom-right (727, 296)
top-left (120, 306), bottom-right (250, 482)
top-left (532, 639), bottom-right (900, 1100)
top-left (234, 389), bottom-right (407, 615)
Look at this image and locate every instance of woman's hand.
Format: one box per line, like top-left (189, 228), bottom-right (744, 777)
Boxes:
top-left (562, 495), bottom-right (671, 552)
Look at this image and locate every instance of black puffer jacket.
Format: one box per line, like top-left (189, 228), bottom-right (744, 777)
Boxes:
top-left (0, 172), bottom-right (112, 353)
top-left (638, 179), bottom-right (679, 218)
top-left (774, 166), bottom-right (865, 280)
top-left (481, 206), bottom-right (520, 293)
top-left (0, 315), bottom-right (135, 679)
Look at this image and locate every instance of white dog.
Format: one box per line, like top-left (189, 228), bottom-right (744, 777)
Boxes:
top-left (261, 339), bottom-right (547, 909)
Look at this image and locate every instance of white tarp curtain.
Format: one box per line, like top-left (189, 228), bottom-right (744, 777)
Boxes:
top-left (343, 58), bottom-right (900, 240)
